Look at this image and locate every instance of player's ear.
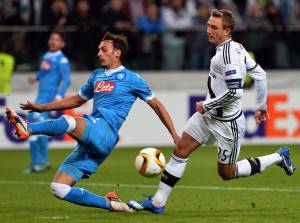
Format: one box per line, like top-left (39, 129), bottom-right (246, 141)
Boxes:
top-left (224, 27), bottom-right (231, 37)
top-left (115, 48), bottom-right (121, 59)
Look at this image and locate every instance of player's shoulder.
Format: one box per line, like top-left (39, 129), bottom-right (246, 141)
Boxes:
top-left (93, 68), bottom-right (105, 76)
top-left (220, 40), bottom-right (246, 65)
top-left (58, 52), bottom-right (69, 64)
top-left (122, 68), bottom-right (143, 81)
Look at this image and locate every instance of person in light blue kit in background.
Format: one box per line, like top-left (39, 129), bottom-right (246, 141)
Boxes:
top-left (6, 32), bottom-right (179, 212)
top-left (25, 31), bottom-right (71, 173)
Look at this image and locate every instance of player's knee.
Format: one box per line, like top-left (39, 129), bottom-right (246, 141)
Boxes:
top-left (218, 169), bottom-right (235, 181)
top-left (173, 145), bottom-right (189, 159)
top-left (62, 115), bottom-right (76, 133)
top-left (50, 182), bottom-right (71, 199)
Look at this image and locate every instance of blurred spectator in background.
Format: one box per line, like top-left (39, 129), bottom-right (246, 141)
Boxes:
top-left (187, 1), bottom-right (213, 69)
top-left (124, 0), bottom-right (146, 25)
top-left (244, 1), bottom-right (272, 67)
top-left (219, 0), bottom-right (246, 30)
top-left (161, 0), bottom-right (193, 70)
top-left (101, 0), bottom-right (132, 34)
top-left (1, 0), bottom-right (24, 25)
top-left (265, 1), bottom-right (289, 68)
top-left (41, 0), bottom-right (70, 29)
top-left (69, 0), bottom-right (98, 70)
top-left (137, 2), bottom-right (164, 69)
top-left (287, 0), bottom-right (300, 68)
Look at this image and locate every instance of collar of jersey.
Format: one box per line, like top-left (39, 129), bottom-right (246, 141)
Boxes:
top-left (216, 38), bottom-right (232, 49)
top-left (47, 50), bottom-right (62, 57)
top-left (104, 65), bottom-right (125, 76)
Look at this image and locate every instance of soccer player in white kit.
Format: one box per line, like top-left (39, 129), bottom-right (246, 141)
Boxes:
top-left (128, 9), bottom-right (296, 214)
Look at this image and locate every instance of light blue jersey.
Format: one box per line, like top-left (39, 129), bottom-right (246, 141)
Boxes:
top-left (35, 50), bottom-right (71, 104)
top-left (59, 65), bottom-right (155, 181)
top-left (79, 65), bottom-right (155, 130)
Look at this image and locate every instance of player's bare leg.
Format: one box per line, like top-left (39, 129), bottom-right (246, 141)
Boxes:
top-left (219, 147), bottom-right (296, 180)
top-left (128, 132), bottom-right (201, 213)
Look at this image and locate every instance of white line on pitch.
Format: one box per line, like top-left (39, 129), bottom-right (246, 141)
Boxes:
top-left (40, 216), bottom-right (70, 219)
top-left (0, 180), bottom-right (299, 193)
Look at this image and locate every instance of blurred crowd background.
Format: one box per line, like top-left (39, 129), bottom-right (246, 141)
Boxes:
top-left (1, 0), bottom-right (300, 71)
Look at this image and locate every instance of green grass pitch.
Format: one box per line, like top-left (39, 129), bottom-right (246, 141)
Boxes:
top-left (0, 145), bottom-right (299, 223)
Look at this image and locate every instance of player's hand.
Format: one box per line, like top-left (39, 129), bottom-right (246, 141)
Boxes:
top-left (20, 101), bottom-right (44, 113)
top-left (27, 75), bottom-right (36, 84)
top-left (196, 101), bottom-right (206, 114)
top-left (255, 110), bottom-right (269, 124)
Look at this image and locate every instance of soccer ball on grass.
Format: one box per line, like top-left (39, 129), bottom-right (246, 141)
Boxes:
top-left (135, 148), bottom-right (166, 177)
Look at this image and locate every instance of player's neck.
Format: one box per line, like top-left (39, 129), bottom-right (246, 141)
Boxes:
top-left (216, 37), bottom-right (232, 48)
top-left (104, 65), bottom-right (125, 75)
top-left (104, 61), bottom-right (122, 70)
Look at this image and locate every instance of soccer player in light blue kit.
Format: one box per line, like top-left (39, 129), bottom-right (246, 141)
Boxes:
top-left (6, 32), bottom-right (179, 212)
top-left (25, 31), bottom-right (71, 173)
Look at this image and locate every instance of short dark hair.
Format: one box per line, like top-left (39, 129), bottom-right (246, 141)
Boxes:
top-left (50, 30), bottom-right (66, 41)
top-left (102, 32), bottom-right (129, 60)
top-left (211, 9), bottom-right (235, 32)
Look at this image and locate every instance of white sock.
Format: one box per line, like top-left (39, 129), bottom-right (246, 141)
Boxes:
top-left (152, 154), bottom-right (188, 207)
top-left (237, 153), bottom-right (282, 177)
top-left (257, 153), bottom-right (282, 171)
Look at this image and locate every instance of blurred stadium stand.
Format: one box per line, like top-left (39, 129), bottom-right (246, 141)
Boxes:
top-left (0, 0), bottom-right (300, 71)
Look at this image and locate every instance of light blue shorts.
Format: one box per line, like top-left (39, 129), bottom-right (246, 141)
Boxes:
top-left (58, 115), bottom-right (119, 181)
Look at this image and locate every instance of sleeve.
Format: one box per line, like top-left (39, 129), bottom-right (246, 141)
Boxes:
top-left (204, 63), bottom-right (243, 111)
top-left (245, 51), bottom-right (268, 110)
top-left (79, 72), bottom-right (95, 101)
top-left (56, 57), bottom-right (71, 99)
top-left (35, 70), bottom-right (43, 81)
top-left (133, 74), bottom-right (155, 102)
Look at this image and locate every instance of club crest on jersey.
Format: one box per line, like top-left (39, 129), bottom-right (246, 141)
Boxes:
top-left (95, 81), bottom-right (115, 93)
top-left (116, 72), bottom-right (125, 80)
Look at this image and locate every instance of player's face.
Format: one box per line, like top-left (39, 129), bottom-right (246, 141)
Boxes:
top-left (48, 33), bottom-right (65, 52)
top-left (97, 40), bottom-right (121, 68)
top-left (207, 16), bottom-right (230, 46)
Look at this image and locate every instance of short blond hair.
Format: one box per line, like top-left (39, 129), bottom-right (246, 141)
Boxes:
top-left (211, 9), bottom-right (235, 31)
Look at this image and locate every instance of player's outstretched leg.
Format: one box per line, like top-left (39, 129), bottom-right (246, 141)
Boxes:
top-left (50, 183), bottom-right (134, 212)
top-left (128, 153), bottom-right (189, 214)
top-left (5, 107), bottom-right (76, 139)
top-left (236, 146), bottom-right (296, 178)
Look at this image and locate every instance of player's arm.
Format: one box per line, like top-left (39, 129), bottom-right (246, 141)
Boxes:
top-left (147, 98), bottom-right (180, 144)
top-left (56, 57), bottom-right (71, 100)
top-left (20, 94), bottom-right (86, 113)
top-left (21, 71), bottom-right (94, 113)
top-left (245, 52), bottom-right (268, 123)
top-left (199, 64), bottom-right (243, 113)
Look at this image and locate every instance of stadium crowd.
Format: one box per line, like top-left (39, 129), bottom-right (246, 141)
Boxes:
top-left (1, 0), bottom-right (300, 70)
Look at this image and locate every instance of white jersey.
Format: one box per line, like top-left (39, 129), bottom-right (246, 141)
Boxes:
top-left (203, 38), bottom-right (267, 122)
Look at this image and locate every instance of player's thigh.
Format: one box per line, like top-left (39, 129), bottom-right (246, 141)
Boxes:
top-left (52, 172), bottom-right (76, 186)
top-left (68, 117), bottom-right (86, 141)
top-left (56, 144), bottom-right (102, 183)
top-left (183, 112), bottom-right (215, 145)
top-left (174, 131), bottom-right (201, 158)
top-left (214, 117), bottom-right (245, 165)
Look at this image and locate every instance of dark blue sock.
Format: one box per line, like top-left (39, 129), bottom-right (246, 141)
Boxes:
top-left (28, 116), bottom-right (69, 136)
top-left (39, 136), bottom-right (49, 164)
top-left (64, 187), bottom-right (111, 209)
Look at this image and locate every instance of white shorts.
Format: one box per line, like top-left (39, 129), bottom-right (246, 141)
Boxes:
top-left (183, 112), bottom-right (246, 164)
